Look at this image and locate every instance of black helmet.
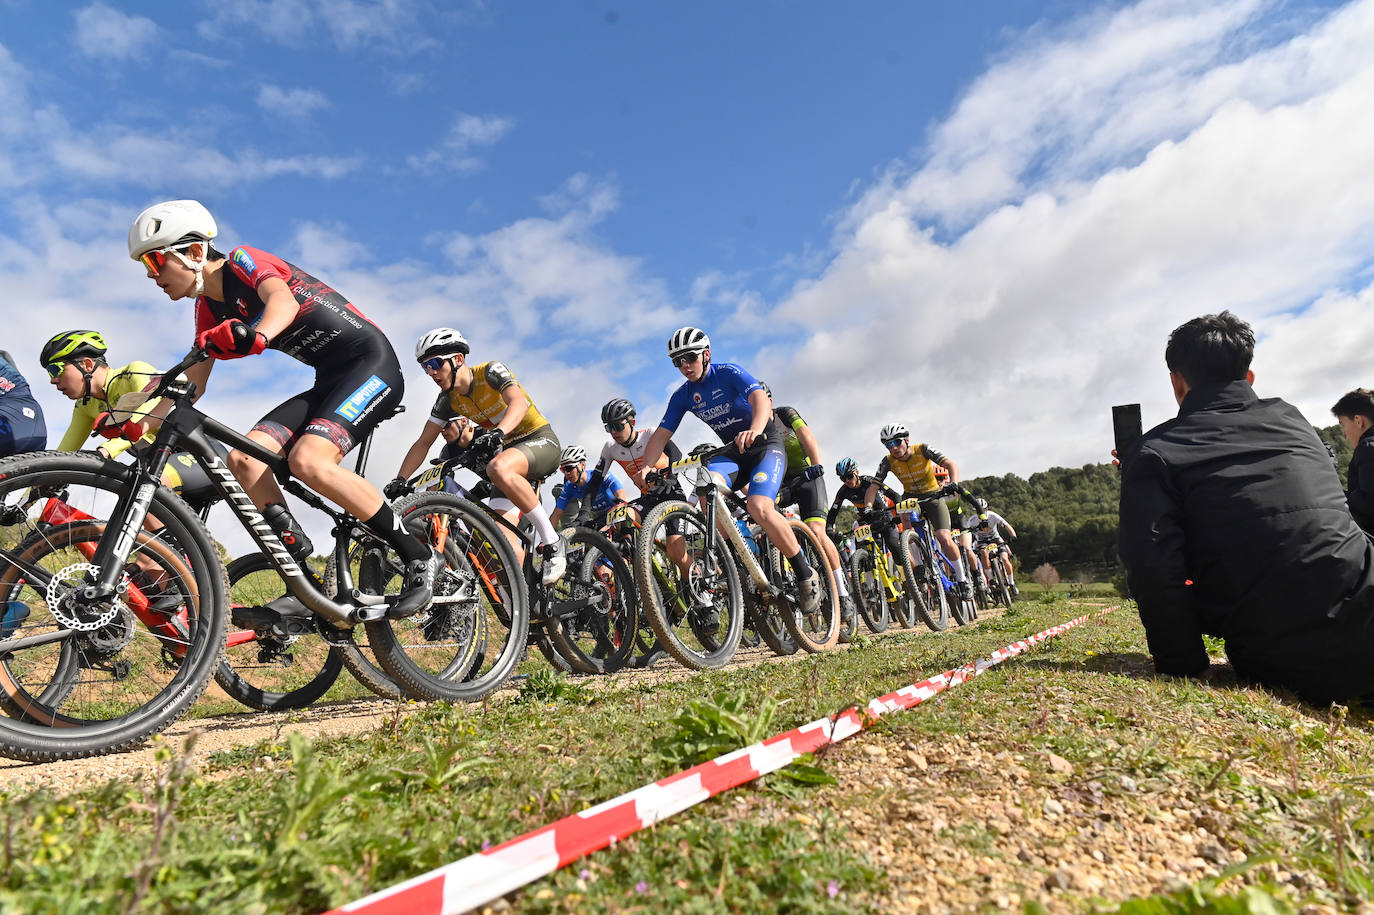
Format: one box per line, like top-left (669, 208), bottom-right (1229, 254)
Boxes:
top-left (601, 397), bottom-right (636, 425)
top-left (40, 330), bottom-right (108, 373)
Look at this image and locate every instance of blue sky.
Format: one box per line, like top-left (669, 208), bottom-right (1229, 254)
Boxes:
top-left (5, 0), bottom-right (1374, 548)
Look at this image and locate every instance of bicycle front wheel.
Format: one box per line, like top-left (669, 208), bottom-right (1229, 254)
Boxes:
top-left (546, 528), bottom-right (638, 675)
top-left (900, 529), bottom-right (948, 632)
top-left (773, 520), bottom-right (840, 653)
top-left (847, 548), bottom-right (889, 634)
top-left (633, 500), bottom-right (742, 670)
top-left (0, 451), bottom-right (227, 761)
top-left (365, 492), bottom-right (528, 702)
top-left (990, 556), bottom-right (1014, 610)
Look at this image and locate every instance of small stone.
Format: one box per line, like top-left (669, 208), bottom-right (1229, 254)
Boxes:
top-left (863, 744), bottom-right (885, 758)
top-left (1119, 775), bottom-right (1138, 792)
top-left (906, 751), bottom-right (929, 771)
top-left (1046, 752), bottom-right (1072, 774)
top-left (1042, 797), bottom-right (1065, 817)
top-left (1199, 844), bottom-right (1228, 865)
top-left (1017, 848), bottom-right (1035, 864)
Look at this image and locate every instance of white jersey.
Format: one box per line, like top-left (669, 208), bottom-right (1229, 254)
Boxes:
top-left (975, 509), bottom-right (1010, 540)
top-left (594, 429), bottom-right (676, 494)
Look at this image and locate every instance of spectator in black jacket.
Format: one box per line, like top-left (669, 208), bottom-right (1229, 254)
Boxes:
top-left (1119, 312), bottom-right (1374, 705)
top-left (1331, 388), bottom-right (1374, 534)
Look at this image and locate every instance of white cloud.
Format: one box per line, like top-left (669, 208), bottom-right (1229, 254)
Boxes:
top-left (406, 113), bottom-right (514, 174)
top-left (197, 0), bottom-right (456, 53)
top-left (73, 3), bottom-right (157, 62)
top-left (746, 0), bottom-right (1374, 481)
top-left (256, 84), bottom-right (330, 118)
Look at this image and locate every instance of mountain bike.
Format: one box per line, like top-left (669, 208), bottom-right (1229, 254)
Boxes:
top-left (890, 485), bottom-right (988, 630)
top-left (0, 348), bottom-right (525, 761)
top-left (845, 512), bottom-right (916, 631)
top-left (404, 451), bottom-right (637, 677)
top-left (975, 529), bottom-right (1016, 610)
top-left (634, 443), bottom-right (839, 670)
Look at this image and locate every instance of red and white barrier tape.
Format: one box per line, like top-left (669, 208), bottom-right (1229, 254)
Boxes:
top-left (332, 606), bottom-right (1115, 915)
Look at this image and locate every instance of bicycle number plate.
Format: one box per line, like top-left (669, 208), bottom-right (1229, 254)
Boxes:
top-left (670, 455), bottom-right (701, 471)
top-left (895, 498), bottom-right (922, 513)
top-left (605, 503), bottom-right (631, 524)
top-left (853, 523), bottom-right (872, 541)
top-left (414, 465), bottom-right (445, 490)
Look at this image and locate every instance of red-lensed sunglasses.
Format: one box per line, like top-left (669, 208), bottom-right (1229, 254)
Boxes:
top-left (138, 245), bottom-right (192, 277)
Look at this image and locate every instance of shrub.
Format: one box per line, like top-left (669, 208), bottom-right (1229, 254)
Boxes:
top-left (1030, 563), bottom-right (1060, 589)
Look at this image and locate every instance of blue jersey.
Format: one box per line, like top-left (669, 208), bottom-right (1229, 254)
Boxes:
top-left (556, 470), bottom-right (625, 514)
top-left (0, 353), bottom-right (47, 455)
top-left (659, 362), bottom-right (767, 443)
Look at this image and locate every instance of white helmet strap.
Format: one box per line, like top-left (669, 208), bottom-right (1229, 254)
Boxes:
top-left (169, 246), bottom-right (208, 296)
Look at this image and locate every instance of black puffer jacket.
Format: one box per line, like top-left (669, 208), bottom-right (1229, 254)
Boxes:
top-left (1119, 380), bottom-right (1374, 704)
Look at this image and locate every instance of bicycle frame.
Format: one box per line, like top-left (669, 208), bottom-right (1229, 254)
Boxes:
top-left (669, 453), bottom-right (774, 594)
top-left (850, 521), bottom-right (904, 603)
top-left (82, 352), bottom-right (385, 628)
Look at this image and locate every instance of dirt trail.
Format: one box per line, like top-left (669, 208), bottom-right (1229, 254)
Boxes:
top-left (1, 615), bottom-right (983, 795)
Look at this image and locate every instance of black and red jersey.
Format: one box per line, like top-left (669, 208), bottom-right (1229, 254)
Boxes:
top-left (194, 246), bottom-right (389, 368)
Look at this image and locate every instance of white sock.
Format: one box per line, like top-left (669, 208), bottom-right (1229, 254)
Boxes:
top-left (950, 557), bottom-right (965, 582)
top-left (831, 567), bottom-right (849, 598)
top-left (527, 505), bottom-right (558, 546)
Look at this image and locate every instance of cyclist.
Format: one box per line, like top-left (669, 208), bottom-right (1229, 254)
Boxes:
top-left (550, 445), bottom-right (630, 529)
top-left (969, 497), bottom-right (1019, 596)
top-left (127, 199), bottom-right (441, 619)
top-left (863, 422), bottom-right (970, 596)
top-left (766, 384), bottom-right (856, 635)
top-left (638, 327), bottom-right (821, 614)
top-left (827, 456), bottom-right (901, 558)
top-left (0, 349), bottom-right (46, 456)
top-left (585, 396), bottom-right (697, 585)
top-left (391, 327), bottom-right (567, 585)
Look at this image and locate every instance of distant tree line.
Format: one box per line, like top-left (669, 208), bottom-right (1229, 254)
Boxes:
top-left (960, 424), bottom-right (1353, 581)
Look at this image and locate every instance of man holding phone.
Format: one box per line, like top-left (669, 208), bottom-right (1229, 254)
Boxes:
top-left (1118, 311), bottom-right (1374, 705)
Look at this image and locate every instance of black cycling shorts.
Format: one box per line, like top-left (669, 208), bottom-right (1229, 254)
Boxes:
top-left (782, 472), bottom-right (827, 524)
top-left (252, 344), bottom-right (404, 456)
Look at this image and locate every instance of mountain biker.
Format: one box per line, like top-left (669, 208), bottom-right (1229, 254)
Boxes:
top-left (0, 349), bottom-right (46, 456)
top-left (863, 423), bottom-right (970, 596)
top-left (391, 327), bottom-right (567, 585)
top-left (827, 456), bottom-right (901, 557)
top-left (41, 329), bottom-right (230, 505)
top-left (969, 497), bottom-right (1019, 596)
top-left (585, 396), bottom-right (697, 585)
top-left (765, 384), bottom-right (856, 635)
top-left (550, 444), bottom-right (630, 529)
top-left (638, 327), bottom-right (821, 615)
top-left (127, 199), bottom-right (441, 619)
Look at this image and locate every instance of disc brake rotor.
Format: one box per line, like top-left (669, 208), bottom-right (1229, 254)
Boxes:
top-left (46, 562), bottom-right (122, 632)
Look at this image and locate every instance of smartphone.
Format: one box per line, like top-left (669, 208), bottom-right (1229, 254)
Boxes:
top-left (1112, 404), bottom-right (1142, 458)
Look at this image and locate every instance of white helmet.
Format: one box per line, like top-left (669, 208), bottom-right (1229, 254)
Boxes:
top-left (879, 422), bottom-right (909, 442)
top-left (559, 445), bottom-right (587, 466)
top-left (127, 200), bottom-right (217, 260)
top-left (415, 327), bottom-right (470, 362)
top-left (667, 326), bottom-right (710, 359)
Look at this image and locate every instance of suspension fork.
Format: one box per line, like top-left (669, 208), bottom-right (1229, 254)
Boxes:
top-left (85, 443), bottom-right (177, 601)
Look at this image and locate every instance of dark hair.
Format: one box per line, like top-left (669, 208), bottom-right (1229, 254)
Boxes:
top-left (1164, 311), bottom-right (1254, 386)
top-left (1332, 388), bottom-right (1374, 423)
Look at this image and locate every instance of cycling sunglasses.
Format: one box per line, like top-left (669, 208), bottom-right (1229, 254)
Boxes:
top-left (604, 419), bottom-right (631, 432)
top-left (43, 361), bottom-right (70, 378)
top-left (138, 244), bottom-right (193, 277)
top-left (671, 351), bottom-right (703, 367)
top-left (559, 463), bottom-right (581, 474)
top-left (883, 437), bottom-right (909, 450)
top-left (421, 356), bottom-right (448, 373)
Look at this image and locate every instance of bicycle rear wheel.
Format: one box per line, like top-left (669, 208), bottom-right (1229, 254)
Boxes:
top-left (847, 548), bottom-right (889, 633)
top-left (632, 500), bottom-right (742, 670)
top-left (365, 492), bottom-right (527, 702)
top-left (990, 557), bottom-right (1014, 610)
top-left (214, 553), bottom-right (342, 711)
top-left (0, 451), bottom-right (226, 761)
top-left (546, 528), bottom-right (638, 675)
top-left (900, 529), bottom-right (948, 632)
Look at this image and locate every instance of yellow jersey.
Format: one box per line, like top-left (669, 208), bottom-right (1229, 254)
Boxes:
top-left (873, 443), bottom-right (947, 496)
top-left (429, 361), bottom-right (551, 442)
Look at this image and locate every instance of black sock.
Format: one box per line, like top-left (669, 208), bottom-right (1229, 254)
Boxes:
top-left (363, 502), bottom-right (428, 563)
top-left (787, 549), bottom-right (814, 578)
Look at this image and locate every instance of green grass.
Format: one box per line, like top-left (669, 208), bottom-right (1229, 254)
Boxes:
top-left (3, 601), bottom-right (1372, 913)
